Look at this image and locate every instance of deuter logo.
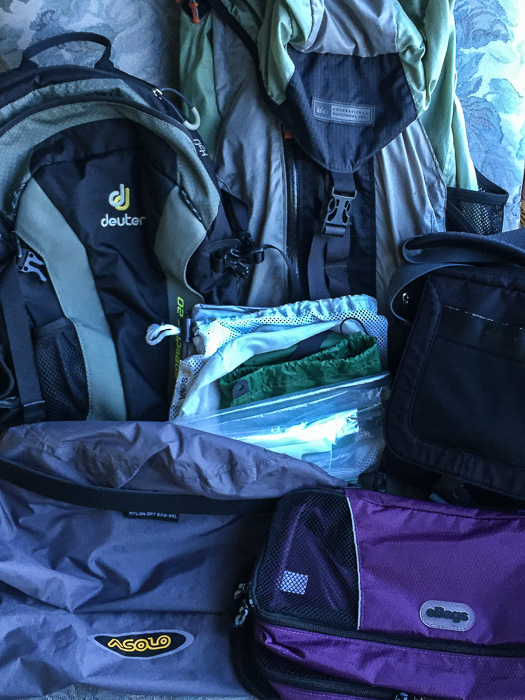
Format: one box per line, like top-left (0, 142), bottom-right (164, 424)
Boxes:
top-left (109, 183), bottom-right (130, 211)
top-left (420, 600), bottom-right (475, 632)
top-left (101, 184), bottom-right (146, 227)
top-left (101, 213), bottom-right (146, 227)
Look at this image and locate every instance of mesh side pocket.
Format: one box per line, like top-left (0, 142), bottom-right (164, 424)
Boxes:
top-left (33, 318), bottom-right (89, 421)
top-left (254, 489), bottom-right (359, 630)
top-left (0, 342), bottom-right (20, 429)
top-left (446, 171), bottom-right (508, 235)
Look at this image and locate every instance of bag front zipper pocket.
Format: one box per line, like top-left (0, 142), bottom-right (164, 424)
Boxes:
top-left (255, 649), bottom-right (443, 700)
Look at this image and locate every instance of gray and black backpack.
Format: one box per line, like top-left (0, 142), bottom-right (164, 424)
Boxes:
top-left (0, 31), bottom-right (270, 430)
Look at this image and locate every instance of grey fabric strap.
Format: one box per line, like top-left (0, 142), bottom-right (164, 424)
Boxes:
top-left (16, 180), bottom-right (127, 420)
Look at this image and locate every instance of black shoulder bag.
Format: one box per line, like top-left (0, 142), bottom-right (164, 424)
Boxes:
top-left (382, 229), bottom-right (525, 507)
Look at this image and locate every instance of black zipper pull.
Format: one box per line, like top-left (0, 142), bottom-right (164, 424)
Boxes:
top-left (234, 582), bottom-right (253, 627)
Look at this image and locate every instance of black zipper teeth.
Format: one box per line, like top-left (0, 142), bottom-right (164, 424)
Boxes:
top-left (257, 650), bottom-right (446, 700)
top-left (0, 92), bottom-right (184, 141)
top-left (284, 140), bottom-right (300, 282)
top-left (259, 662), bottom-right (399, 699)
top-left (252, 607), bottom-right (525, 658)
top-left (1, 93), bottom-right (189, 222)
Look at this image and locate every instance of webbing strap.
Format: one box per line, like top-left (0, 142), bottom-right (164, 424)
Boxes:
top-left (325, 233), bottom-right (353, 295)
top-left (221, 190), bottom-right (250, 235)
top-left (0, 259), bottom-right (45, 422)
top-left (0, 455), bottom-right (276, 515)
top-left (307, 171), bottom-right (355, 300)
top-left (20, 32), bottom-right (114, 71)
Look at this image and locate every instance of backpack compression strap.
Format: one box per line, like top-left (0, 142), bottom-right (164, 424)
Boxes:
top-left (0, 456), bottom-right (276, 515)
top-left (307, 171), bottom-right (356, 300)
top-left (0, 226), bottom-right (45, 423)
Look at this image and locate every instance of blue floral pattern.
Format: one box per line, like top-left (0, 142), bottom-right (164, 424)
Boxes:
top-left (0, 0), bottom-right (179, 84)
top-left (455, 0), bottom-right (525, 228)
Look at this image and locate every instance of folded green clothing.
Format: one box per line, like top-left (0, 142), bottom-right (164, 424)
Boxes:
top-left (219, 332), bottom-right (382, 408)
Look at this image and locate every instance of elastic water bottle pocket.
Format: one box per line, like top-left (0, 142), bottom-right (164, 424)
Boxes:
top-left (33, 318), bottom-right (89, 421)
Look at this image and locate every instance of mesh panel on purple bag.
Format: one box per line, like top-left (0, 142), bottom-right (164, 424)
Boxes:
top-left (254, 489), bottom-right (358, 629)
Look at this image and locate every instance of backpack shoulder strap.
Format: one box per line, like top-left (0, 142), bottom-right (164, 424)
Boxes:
top-left (0, 220), bottom-right (45, 423)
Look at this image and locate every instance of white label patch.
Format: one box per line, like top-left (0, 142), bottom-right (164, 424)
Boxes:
top-left (420, 601), bottom-right (475, 632)
top-left (280, 570), bottom-right (309, 595)
top-left (312, 99), bottom-right (375, 125)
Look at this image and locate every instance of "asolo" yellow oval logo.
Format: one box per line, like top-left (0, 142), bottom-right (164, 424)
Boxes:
top-left (91, 630), bottom-right (193, 658)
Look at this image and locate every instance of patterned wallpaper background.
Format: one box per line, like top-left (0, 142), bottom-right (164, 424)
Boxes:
top-left (0, 0), bottom-right (523, 223)
top-left (455, 0), bottom-right (525, 227)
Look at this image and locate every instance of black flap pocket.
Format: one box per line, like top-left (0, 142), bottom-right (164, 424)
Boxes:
top-left (385, 265), bottom-right (525, 499)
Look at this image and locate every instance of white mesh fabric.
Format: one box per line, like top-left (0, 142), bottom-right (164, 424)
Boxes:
top-left (170, 295), bottom-right (388, 419)
top-left (195, 296), bottom-right (387, 360)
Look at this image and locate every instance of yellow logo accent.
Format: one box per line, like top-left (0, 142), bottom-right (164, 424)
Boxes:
top-left (108, 634), bottom-right (171, 653)
top-left (91, 630), bottom-right (192, 658)
top-left (108, 184), bottom-right (130, 211)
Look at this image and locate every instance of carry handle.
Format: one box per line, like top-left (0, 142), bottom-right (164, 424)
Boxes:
top-left (401, 229), bottom-right (525, 266)
top-left (20, 32), bottom-right (114, 71)
top-left (389, 229), bottom-right (525, 323)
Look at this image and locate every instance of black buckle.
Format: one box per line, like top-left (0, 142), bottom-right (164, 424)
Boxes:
top-left (232, 246), bottom-right (265, 265)
top-left (223, 250), bottom-right (251, 279)
top-left (322, 188), bottom-right (356, 237)
top-left (225, 246), bottom-right (266, 278)
top-left (212, 232), bottom-right (266, 279)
